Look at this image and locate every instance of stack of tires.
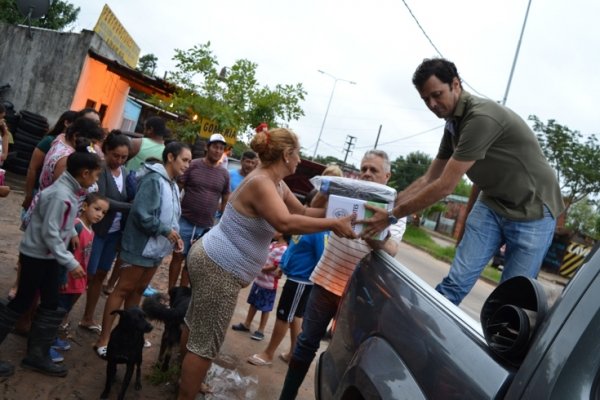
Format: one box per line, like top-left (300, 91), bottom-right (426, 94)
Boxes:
top-left (5, 110), bottom-right (49, 175)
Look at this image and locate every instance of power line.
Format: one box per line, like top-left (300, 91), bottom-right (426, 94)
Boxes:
top-left (354, 124), bottom-right (444, 149)
top-left (399, 0), bottom-right (489, 99)
top-left (399, 0), bottom-right (444, 60)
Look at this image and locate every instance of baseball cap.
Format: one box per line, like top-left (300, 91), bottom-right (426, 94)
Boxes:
top-left (208, 133), bottom-right (227, 145)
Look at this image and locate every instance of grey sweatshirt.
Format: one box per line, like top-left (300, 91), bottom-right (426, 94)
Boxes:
top-left (19, 171), bottom-right (82, 271)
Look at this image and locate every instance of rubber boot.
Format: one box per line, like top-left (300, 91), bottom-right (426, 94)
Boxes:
top-left (21, 308), bottom-right (68, 377)
top-left (279, 358), bottom-right (311, 400)
top-left (0, 302), bottom-right (21, 377)
top-left (13, 299), bottom-right (38, 337)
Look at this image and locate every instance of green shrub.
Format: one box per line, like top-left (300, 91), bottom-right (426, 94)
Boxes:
top-left (402, 225), bottom-right (500, 283)
top-left (402, 225), bottom-right (455, 263)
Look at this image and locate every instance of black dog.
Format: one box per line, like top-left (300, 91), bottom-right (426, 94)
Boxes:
top-left (100, 307), bottom-right (153, 400)
top-left (142, 286), bottom-right (191, 371)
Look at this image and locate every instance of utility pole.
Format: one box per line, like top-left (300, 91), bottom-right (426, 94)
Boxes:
top-left (502, 0), bottom-right (532, 105)
top-left (313, 70), bottom-right (356, 158)
top-left (342, 135), bottom-right (356, 165)
top-left (374, 124), bottom-right (382, 149)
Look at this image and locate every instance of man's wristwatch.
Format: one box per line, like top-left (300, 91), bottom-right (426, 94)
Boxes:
top-left (387, 210), bottom-right (398, 225)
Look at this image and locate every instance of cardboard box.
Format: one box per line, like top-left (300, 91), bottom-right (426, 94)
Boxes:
top-left (326, 194), bottom-right (389, 240)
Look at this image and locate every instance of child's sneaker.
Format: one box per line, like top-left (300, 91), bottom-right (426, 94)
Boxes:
top-left (49, 348), bottom-right (64, 363)
top-left (52, 337), bottom-right (71, 351)
top-left (250, 331), bottom-right (264, 341)
top-left (143, 285), bottom-right (157, 297)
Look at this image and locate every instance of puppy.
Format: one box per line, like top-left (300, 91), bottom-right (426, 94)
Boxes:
top-left (100, 307), bottom-right (153, 400)
top-left (142, 286), bottom-right (191, 371)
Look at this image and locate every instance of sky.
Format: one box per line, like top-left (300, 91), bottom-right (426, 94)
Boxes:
top-left (69, 0), bottom-right (599, 167)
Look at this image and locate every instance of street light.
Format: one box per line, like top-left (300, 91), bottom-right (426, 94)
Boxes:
top-left (313, 70), bottom-right (356, 158)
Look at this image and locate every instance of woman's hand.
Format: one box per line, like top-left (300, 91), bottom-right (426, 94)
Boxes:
top-left (332, 214), bottom-right (357, 239)
top-left (167, 229), bottom-right (183, 252)
top-left (174, 238), bottom-right (184, 253)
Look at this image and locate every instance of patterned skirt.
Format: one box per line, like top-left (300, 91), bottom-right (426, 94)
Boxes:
top-left (184, 239), bottom-right (245, 359)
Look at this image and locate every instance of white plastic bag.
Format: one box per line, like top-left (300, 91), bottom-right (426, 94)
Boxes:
top-left (310, 175), bottom-right (397, 204)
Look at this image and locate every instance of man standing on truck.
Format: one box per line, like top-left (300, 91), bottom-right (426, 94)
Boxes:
top-left (279, 149), bottom-right (406, 399)
top-left (361, 58), bottom-right (564, 305)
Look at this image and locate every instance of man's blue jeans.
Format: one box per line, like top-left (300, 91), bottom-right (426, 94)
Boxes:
top-left (292, 284), bottom-right (340, 364)
top-left (436, 200), bottom-right (556, 305)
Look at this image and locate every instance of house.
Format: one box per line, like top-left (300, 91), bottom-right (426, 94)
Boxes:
top-left (0, 21), bottom-right (176, 132)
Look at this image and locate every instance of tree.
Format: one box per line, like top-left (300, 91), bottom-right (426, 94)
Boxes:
top-left (311, 154), bottom-right (346, 167)
top-left (565, 198), bottom-right (599, 239)
top-left (163, 42), bottom-right (306, 143)
top-left (137, 53), bottom-right (158, 76)
top-left (389, 151), bottom-right (432, 191)
top-left (0, 0), bottom-right (79, 31)
top-left (453, 178), bottom-right (472, 197)
top-left (530, 116), bottom-right (600, 212)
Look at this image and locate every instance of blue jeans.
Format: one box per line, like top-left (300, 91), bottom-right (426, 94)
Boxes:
top-left (88, 231), bottom-right (122, 276)
top-left (292, 284), bottom-right (340, 364)
top-left (436, 200), bottom-right (556, 305)
top-left (179, 216), bottom-right (210, 256)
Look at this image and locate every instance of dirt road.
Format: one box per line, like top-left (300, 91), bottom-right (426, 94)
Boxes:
top-left (0, 172), bottom-right (318, 399)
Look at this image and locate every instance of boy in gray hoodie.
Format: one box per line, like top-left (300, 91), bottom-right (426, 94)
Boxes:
top-left (0, 143), bottom-right (102, 378)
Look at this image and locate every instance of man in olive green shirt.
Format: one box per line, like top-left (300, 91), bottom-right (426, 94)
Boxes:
top-left (362, 58), bottom-right (564, 305)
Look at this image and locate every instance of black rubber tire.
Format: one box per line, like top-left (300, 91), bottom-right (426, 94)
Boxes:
top-left (19, 110), bottom-right (48, 126)
top-left (16, 150), bottom-right (33, 162)
top-left (4, 162), bottom-right (27, 176)
top-left (5, 115), bottom-right (20, 133)
top-left (6, 155), bottom-right (29, 169)
top-left (13, 129), bottom-right (42, 147)
top-left (12, 141), bottom-right (36, 154)
top-left (17, 118), bottom-right (48, 137)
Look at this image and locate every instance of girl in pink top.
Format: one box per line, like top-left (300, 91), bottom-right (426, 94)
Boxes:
top-left (54, 193), bottom-right (108, 352)
top-left (231, 233), bottom-right (289, 341)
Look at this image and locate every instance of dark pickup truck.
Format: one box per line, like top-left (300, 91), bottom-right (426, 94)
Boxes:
top-left (316, 247), bottom-right (600, 399)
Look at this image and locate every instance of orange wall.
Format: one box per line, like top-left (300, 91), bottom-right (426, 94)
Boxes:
top-left (71, 56), bottom-right (130, 130)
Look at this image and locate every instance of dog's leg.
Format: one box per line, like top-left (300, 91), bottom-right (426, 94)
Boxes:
top-left (100, 361), bottom-right (117, 399)
top-left (158, 331), bottom-right (168, 371)
top-left (117, 362), bottom-right (135, 400)
top-left (135, 360), bottom-right (143, 390)
top-left (162, 345), bottom-right (172, 372)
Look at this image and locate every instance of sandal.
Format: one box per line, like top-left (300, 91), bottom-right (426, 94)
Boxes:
top-left (78, 322), bottom-right (102, 334)
top-left (231, 323), bottom-right (250, 332)
top-left (247, 353), bottom-right (272, 366)
top-left (93, 345), bottom-right (107, 360)
top-left (279, 352), bottom-right (290, 363)
top-left (102, 285), bottom-right (114, 295)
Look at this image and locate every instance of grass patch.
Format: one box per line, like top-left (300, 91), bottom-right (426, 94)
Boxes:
top-left (146, 363), bottom-right (180, 385)
top-left (402, 225), bottom-right (456, 263)
top-left (481, 265), bottom-right (502, 283)
top-left (402, 225), bottom-right (501, 284)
